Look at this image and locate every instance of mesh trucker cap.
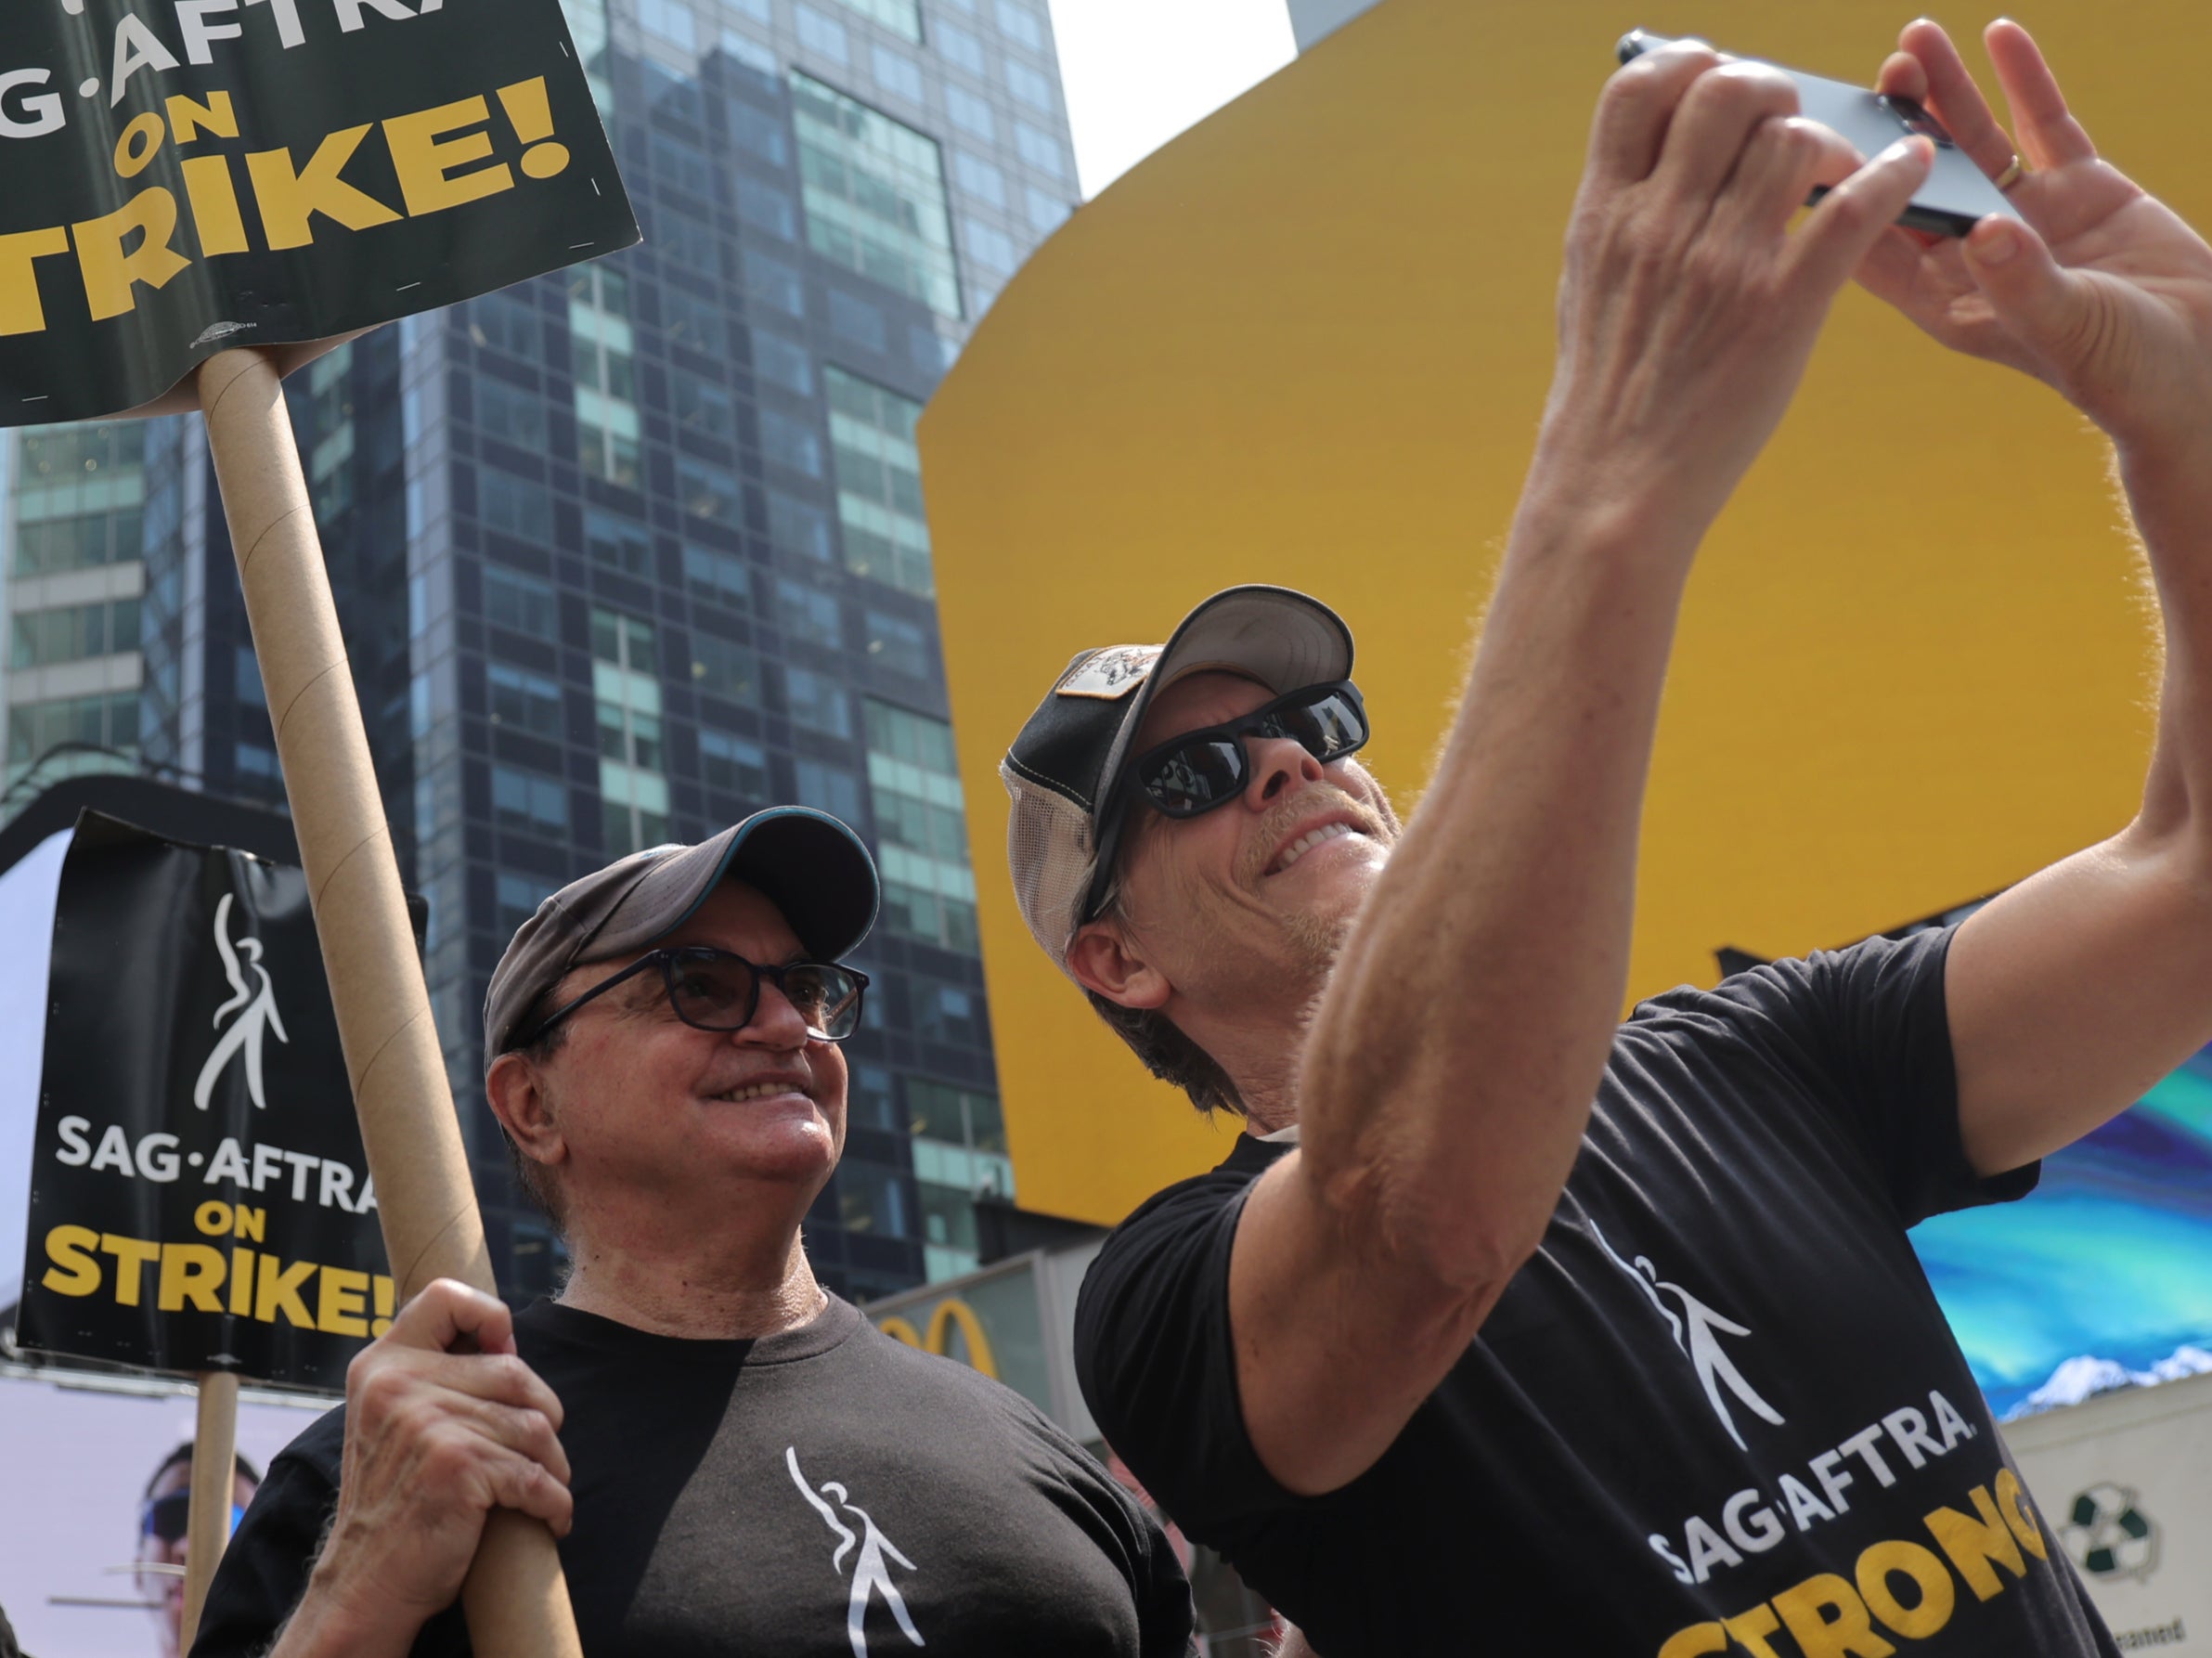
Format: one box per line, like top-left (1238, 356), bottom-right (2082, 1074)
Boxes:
top-left (482, 807), bottom-right (879, 1067)
top-left (1001, 585), bottom-right (1353, 969)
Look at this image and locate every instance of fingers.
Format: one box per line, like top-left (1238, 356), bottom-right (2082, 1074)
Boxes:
top-left (446, 1392), bottom-right (574, 1487)
top-left (1714, 115), bottom-right (1860, 240)
top-left (1960, 214), bottom-right (2085, 354)
top-left (1895, 18), bottom-right (2019, 183)
top-left (1652, 61), bottom-right (1802, 208)
top-left (1986, 19), bottom-right (2097, 171)
top-left (1874, 50), bottom-right (1927, 105)
top-left (1792, 137), bottom-right (1936, 294)
top-left (1586, 40), bottom-right (1721, 188)
top-left (485, 1447), bottom-right (576, 1536)
top-left (414, 1347), bottom-right (566, 1430)
top-left (387, 1277), bottom-right (518, 1358)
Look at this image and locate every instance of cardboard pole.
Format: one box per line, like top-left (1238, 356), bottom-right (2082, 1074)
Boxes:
top-left (196, 347), bottom-right (582, 1658)
top-left (178, 1370), bottom-right (240, 1651)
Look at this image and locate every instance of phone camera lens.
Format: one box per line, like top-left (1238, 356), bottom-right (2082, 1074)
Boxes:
top-left (1880, 95), bottom-right (1957, 149)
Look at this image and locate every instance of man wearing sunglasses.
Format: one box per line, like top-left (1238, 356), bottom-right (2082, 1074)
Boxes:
top-left (140, 1443), bottom-right (261, 1658)
top-left (193, 808), bottom-right (1191, 1658)
top-left (1000, 20), bottom-right (2212, 1653)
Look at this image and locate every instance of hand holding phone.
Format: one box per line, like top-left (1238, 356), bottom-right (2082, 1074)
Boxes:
top-left (1616, 29), bottom-right (2023, 237)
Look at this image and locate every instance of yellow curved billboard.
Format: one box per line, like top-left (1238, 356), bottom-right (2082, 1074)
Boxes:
top-left (921, 0), bottom-right (2211, 1227)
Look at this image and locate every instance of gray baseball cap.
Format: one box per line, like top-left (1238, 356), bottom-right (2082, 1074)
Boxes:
top-left (482, 807), bottom-right (879, 1068)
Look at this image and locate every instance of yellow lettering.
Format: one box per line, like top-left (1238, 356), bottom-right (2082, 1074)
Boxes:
top-left (40, 1224), bottom-right (102, 1296)
top-left (1656, 1624), bottom-right (1727, 1658)
top-left (166, 88), bottom-right (239, 144)
top-left (113, 111), bottom-right (166, 179)
top-left (73, 188), bottom-right (191, 321)
top-left (382, 96), bottom-right (511, 218)
top-left (194, 1200), bottom-right (232, 1237)
top-left (317, 1266), bottom-right (370, 1336)
top-left (1856, 1539), bottom-right (1956, 1639)
top-left (246, 126), bottom-right (401, 250)
top-left (370, 1274), bottom-right (395, 1338)
top-left (0, 227), bottom-right (73, 336)
top-left (182, 155), bottom-right (251, 256)
top-left (1771, 1574), bottom-right (1896, 1658)
top-left (229, 1247), bottom-right (255, 1315)
top-left (1721, 1604), bottom-right (1788, 1658)
top-left (233, 1205), bottom-right (265, 1243)
top-left (1924, 1485), bottom-right (2027, 1600)
top-left (158, 1243), bottom-right (227, 1314)
top-left (98, 1234), bottom-right (163, 1307)
top-left (254, 1252), bottom-right (318, 1327)
top-left (1994, 1469), bottom-right (2049, 1561)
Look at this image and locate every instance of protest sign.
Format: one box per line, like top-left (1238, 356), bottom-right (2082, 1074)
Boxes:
top-left (0, 0), bottom-right (638, 423)
top-left (17, 810), bottom-right (395, 1389)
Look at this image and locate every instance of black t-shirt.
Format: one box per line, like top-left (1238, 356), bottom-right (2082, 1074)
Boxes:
top-left (194, 1293), bottom-right (1191, 1657)
top-left (1078, 930), bottom-right (2120, 1657)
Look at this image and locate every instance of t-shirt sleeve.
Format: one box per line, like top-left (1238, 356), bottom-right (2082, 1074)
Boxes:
top-left (188, 1410), bottom-right (344, 1658)
top-left (1698, 926), bottom-right (2037, 1226)
top-left (1074, 1161), bottom-right (1290, 1540)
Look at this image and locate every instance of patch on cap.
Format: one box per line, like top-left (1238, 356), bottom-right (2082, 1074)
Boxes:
top-left (1055, 645), bottom-right (1159, 701)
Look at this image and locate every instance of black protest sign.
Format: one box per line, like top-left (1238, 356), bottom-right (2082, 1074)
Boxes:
top-left (0, 0), bottom-right (638, 425)
top-left (19, 812), bottom-right (395, 1388)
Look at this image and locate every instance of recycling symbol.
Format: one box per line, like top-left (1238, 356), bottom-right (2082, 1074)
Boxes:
top-left (2059, 1483), bottom-right (2157, 1582)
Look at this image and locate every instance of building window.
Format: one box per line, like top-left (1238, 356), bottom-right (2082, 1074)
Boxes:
top-left (484, 564), bottom-right (558, 636)
top-left (962, 216), bottom-right (1018, 275)
top-left (691, 633), bottom-right (760, 704)
top-left (994, 0), bottom-right (1045, 51)
top-left (1027, 188), bottom-right (1070, 236)
top-left (673, 369), bottom-right (737, 441)
top-left (827, 290), bottom-right (887, 352)
top-left (653, 131), bottom-right (716, 198)
top-left (491, 763), bottom-right (570, 835)
top-left (585, 509), bottom-right (653, 576)
top-left (751, 330), bottom-right (815, 396)
top-left (943, 84), bottom-right (994, 141)
top-left (6, 691), bottom-right (139, 770)
top-left (796, 758), bottom-right (862, 824)
top-left (306, 345), bottom-right (356, 521)
top-left (486, 661), bottom-right (566, 740)
top-left (477, 379), bottom-right (550, 450)
top-left (864, 610), bottom-right (929, 677)
top-left (825, 368), bottom-right (933, 597)
top-left (761, 409), bottom-right (825, 477)
top-left (951, 149), bottom-right (1005, 207)
top-left (480, 467), bottom-right (553, 542)
top-left (236, 742), bottom-right (280, 782)
top-left (570, 264), bottom-right (641, 488)
top-left (700, 728), bottom-right (770, 800)
top-left (12, 423), bottom-right (146, 576)
top-left (789, 73), bottom-right (962, 319)
top-left (470, 291), bottom-right (544, 361)
top-left (769, 490), bottom-right (833, 563)
top-left (683, 542), bottom-right (753, 610)
top-left (743, 248), bottom-right (806, 317)
top-left (1014, 119), bottom-right (1069, 182)
top-left (1003, 58), bottom-right (1054, 111)
top-left (590, 606), bottom-right (668, 855)
top-left (936, 21), bottom-right (985, 74)
top-left (908, 1076), bottom-right (1008, 1155)
top-left (865, 700), bottom-right (977, 952)
top-left (836, 1159), bottom-right (913, 1237)
top-left (871, 42), bottom-right (925, 102)
top-left (778, 578), bottom-right (843, 647)
top-left (912, 979), bottom-right (984, 1046)
top-left (735, 176), bottom-right (798, 240)
top-left (839, 0), bottom-right (922, 41)
top-left (729, 102), bottom-right (790, 167)
top-left (497, 872), bottom-right (557, 938)
top-left (794, 4), bottom-right (849, 61)
top-left (9, 598), bottom-right (140, 668)
top-left (639, 0), bottom-right (697, 49)
top-left (785, 666), bottom-right (852, 737)
top-left (911, 1080), bottom-right (1014, 1284)
top-left (661, 287), bottom-right (728, 356)
top-left (236, 645), bottom-right (266, 706)
top-left (677, 455), bottom-right (744, 525)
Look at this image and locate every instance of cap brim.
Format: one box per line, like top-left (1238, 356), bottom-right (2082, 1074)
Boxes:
top-left (584, 807), bottom-right (880, 965)
top-left (1084, 586), bottom-right (1352, 922)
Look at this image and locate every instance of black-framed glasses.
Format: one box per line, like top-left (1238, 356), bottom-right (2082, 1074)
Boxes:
top-left (142, 1494), bottom-right (246, 1545)
top-left (1126, 680), bottom-right (1369, 819)
top-left (518, 947), bottom-right (870, 1047)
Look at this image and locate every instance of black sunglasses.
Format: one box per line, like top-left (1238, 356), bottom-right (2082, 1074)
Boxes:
top-left (517, 946), bottom-right (870, 1047)
top-left (142, 1493), bottom-right (245, 1544)
top-left (1125, 680), bottom-right (1370, 819)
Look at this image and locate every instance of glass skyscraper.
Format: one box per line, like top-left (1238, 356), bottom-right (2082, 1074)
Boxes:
top-left (0, 0), bottom-right (1079, 1305)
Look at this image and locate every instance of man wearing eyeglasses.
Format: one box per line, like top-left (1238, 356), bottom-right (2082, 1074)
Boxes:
top-left (1003, 21), bottom-right (2212, 1656)
top-left (141, 1443), bottom-right (261, 1658)
top-left (192, 808), bottom-right (1191, 1658)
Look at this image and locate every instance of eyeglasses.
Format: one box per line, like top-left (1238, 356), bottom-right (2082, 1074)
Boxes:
top-left (517, 946), bottom-right (870, 1047)
top-left (142, 1494), bottom-right (245, 1545)
top-left (1126, 680), bottom-right (1370, 819)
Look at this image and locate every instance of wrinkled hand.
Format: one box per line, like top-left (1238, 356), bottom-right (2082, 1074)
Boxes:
top-left (306, 1280), bottom-right (571, 1644)
top-left (1534, 42), bottom-right (1933, 539)
top-left (1857, 19), bottom-right (2212, 458)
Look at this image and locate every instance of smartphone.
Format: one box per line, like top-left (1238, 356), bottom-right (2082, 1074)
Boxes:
top-left (1615, 29), bottom-right (2024, 237)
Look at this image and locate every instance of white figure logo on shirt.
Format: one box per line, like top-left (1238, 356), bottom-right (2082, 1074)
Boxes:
top-left (1590, 1221), bottom-right (1786, 1452)
top-left (785, 1445), bottom-right (925, 1656)
top-left (191, 893), bottom-right (290, 1112)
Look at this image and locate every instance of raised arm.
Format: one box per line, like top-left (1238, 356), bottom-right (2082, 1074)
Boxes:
top-left (1227, 45), bottom-right (1933, 1495)
top-left (1854, 20), bottom-right (2212, 1176)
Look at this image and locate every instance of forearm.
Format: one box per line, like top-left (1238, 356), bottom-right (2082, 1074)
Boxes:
top-left (1299, 470), bottom-right (1699, 1289)
top-left (262, 1530), bottom-right (435, 1658)
top-left (2114, 436), bottom-right (2212, 843)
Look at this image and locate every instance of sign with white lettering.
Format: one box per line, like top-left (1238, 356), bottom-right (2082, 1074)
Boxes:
top-left (16, 810), bottom-right (394, 1387)
top-left (0, 0), bottom-right (637, 424)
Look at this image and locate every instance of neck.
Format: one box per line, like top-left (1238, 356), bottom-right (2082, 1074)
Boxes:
top-left (1171, 979), bottom-right (1320, 1138)
top-left (557, 1197), bottom-right (826, 1340)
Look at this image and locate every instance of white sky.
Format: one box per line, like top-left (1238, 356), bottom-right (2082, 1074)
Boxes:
top-left (1044, 0), bottom-right (1299, 199)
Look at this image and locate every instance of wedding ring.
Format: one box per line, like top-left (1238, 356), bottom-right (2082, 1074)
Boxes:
top-left (1993, 153), bottom-right (2026, 192)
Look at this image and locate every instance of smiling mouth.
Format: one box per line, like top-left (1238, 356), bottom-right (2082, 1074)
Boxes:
top-left (1267, 821), bottom-right (1360, 876)
top-left (708, 1081), bottom-right (811, 1104)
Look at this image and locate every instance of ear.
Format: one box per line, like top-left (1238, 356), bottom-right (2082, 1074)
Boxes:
top-left (1067, 917), bottom-right (1172, 1011)
top-left (485, 1051), bottom-right (569, 1172)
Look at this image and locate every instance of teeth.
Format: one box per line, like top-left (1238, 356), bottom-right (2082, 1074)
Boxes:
top-left (713, 1082), bottom-right (805, 1103)
top-left (1274, 822), bottom-right (1354, 872)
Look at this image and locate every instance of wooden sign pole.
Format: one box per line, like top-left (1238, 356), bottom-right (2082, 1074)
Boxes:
top-left (177, 1370), bottom-right (240, 1651)
top-left (196, 347), bottom-right (582, 1657)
